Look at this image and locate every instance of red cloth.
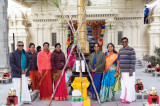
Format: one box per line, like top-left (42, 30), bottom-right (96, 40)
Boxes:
top-left (54, 72), bottom-right (68, 101)
top-left (40, 69), bottom-right (53, 100)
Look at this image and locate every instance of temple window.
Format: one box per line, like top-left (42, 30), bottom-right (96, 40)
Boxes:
top-left (52, 33), bottom-right (57, 46)
top-left (118, 31), bottom-right (123, 45)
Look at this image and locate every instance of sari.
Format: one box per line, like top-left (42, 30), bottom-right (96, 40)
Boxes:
top-left (89, 55), bottom-right (103, 99)
top-left (54, 70), bottom-right (68, 101)
top-left (39, 69), bottom-right (53, 100)
top-left (100, 52), bottom-right (119, 102)
top-left (67, 48), bottom-right (75, 70)
top-left (29, 70), bottom-right (39, 90)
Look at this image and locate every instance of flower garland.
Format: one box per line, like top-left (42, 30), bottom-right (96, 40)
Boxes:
top-left (66, 26), bottom-right (71, 45)
top-left (98, 25), bottom-right (105, 46)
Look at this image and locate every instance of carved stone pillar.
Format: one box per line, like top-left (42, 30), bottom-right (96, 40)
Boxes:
top-left (136, 24), bottom-right (140, 46)
top-left (0, 0), bottom-right (9, 71)
top-left (57, 25), bottom-right (66, 53)
top-left (38, 25), bottom-right (44, 47)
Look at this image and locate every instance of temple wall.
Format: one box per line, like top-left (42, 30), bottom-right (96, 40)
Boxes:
top-left (8, 0), bottom-right (153, 59)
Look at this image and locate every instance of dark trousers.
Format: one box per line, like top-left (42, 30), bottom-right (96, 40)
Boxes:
top-left (144, 16), bottom-right (148, 24)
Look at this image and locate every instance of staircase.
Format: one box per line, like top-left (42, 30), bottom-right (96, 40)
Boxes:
top-left (135, 59), bottom-right (143, 69)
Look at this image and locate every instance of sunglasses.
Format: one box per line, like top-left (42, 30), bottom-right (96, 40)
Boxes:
top-left (18, 45), bottom-right (24, 47)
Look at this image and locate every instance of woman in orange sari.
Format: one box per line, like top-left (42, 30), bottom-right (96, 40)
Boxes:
top-left (28, 43), bottom-right (39, 90)
top-left (100, 43), bottom-right (120, 102)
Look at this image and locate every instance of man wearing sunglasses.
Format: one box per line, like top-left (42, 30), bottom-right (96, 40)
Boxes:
top-left (10, 41), bottom-right (31, 104)
top-left (119, 37), bottom-right (136, 103)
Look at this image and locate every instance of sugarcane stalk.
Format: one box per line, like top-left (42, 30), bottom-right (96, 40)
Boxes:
top-left (77, 45), bottom-right (83, 96)
top-left (66, 2), bottom-right (76, 36)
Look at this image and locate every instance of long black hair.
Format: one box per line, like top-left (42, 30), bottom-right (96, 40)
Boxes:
top-left (107, 43), bottom-right (117, 53)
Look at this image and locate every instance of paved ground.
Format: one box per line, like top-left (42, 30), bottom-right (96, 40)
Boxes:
top-left (0, 68), bottom-right (160, 106)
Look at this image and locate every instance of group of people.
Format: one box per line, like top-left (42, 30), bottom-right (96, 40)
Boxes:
top-left (89, 37), bottom-right (136, 103)
top-left (10, 37), bottom-right (136, 104)
top-left (10, 42), bottom-right (69, 103)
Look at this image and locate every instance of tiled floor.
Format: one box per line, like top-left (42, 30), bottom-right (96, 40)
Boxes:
top-left (0, 68), bottom-right (160, 106)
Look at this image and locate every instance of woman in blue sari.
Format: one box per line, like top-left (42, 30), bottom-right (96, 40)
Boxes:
top-left (89, 43), bottom-right (105, 100)
top-left (100, 43), bottom-right (120, 102)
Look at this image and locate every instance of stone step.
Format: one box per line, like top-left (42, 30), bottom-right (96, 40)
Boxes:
top-left (144, 69), bottom-right (155, 73)
top-left (152, 72), bottom-right (160, 77)
top-left (0, 77), bottom-right (12, 84)
top-left (136, 66), bottom-right (143, 69)
top-left (136, 64), bottom-right (143, 66)
top-left (136, 93), bottom-right (148, 102)
top-left (135, 60), bottom-right (143, 68)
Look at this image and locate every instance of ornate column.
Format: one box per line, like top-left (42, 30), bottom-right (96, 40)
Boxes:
top-left (102, 20), bottom-right (108, 52)
top-left (0, 0), bottom-right (9, 70)
top-left (48, 24), bottom-right (53, 47)
top-left (38, 24), bottom-right (44, 46)
top-left (42, 24), bottom-right (45, 45)
top-left (77, 0), bottom-right (89, 53)
top-left (122, 22), bottom-right (127, 39)
top-left (136, 23), bottom-right (140, 46)
top-left (130, 23), bottom-right (134, 45)
top-left (111, 22), bottom-right (116, 44)
top-left (57, 24), bottom-right (66, 53)
top-left (35, 24), bottom-right (39, 46)
top-left (62, 25), bottom-right (67, 55)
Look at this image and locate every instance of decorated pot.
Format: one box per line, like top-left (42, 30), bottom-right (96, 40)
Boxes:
top-left (136, 79), bottom-right (142, 84)
top-left (8, 88), bottom-right (16, 96)
top-left (4, 69), bottom-right (8, 74)
top-left (149, 87), bottom-right (157, 96)
top-left (156, 64), bottom-right (159, 68)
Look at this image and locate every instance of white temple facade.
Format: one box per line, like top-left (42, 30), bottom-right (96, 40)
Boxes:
top-left (8, 0), bottom-right (160, 59)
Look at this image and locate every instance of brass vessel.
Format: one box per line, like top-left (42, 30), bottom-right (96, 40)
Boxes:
top-left (149, 87), bottom-right (157, 96)
top-left (8, 88), bottom-right (16, 96)
top-left (136, 79), bottom-right (142, 84)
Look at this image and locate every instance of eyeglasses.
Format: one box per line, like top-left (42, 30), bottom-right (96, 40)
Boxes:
top-left (122, 41), bottom-right (128, 43)
top-left (18, 45), bottom-right (24, 47)
top-left (94, 46), bottom-right (99, 48)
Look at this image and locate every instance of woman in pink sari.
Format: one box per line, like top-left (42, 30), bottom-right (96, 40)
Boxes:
top-left (67, 43), bottom-right (76, 70)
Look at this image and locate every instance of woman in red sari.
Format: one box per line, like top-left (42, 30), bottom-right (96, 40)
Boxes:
top-left (51, 43), bottom-right (68, 101)
top-left (37, 42), bottom-right (53, 100)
